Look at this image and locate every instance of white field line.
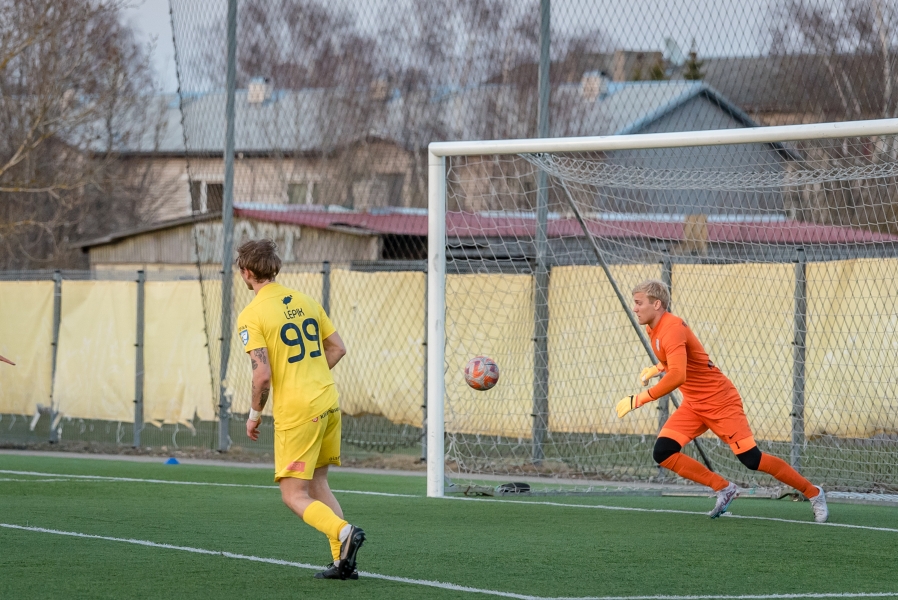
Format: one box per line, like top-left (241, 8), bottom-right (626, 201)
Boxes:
top-left (1, 523), bottom-right (896, 600)
top-left (2, 469), bottom-right (897, 534)
top-left (0, 478), bottom-right (72, 482)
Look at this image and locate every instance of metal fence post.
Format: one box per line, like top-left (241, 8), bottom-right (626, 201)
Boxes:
top-left (134, 270), bottom-right (146, 448)
top-left (421, 263), bottom-right (428, 463)
top-left (658, 251), bottom-right (672, 432)
top-left (792, 247), bottom-right (807, 472)
top-left (321, 261), bottom-right (331, 314)
top-left (48, 270), bottom-right (62, 443)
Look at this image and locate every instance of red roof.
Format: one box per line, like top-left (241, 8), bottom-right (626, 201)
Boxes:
top-left (234, 207), bottom-right (898, 245)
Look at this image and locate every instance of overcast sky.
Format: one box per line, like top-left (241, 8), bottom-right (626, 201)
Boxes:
top-left (125, 0), bottom-right (776, 94)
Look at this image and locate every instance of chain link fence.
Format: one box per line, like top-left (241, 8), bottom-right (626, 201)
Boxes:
top-left (0, 265), bottom-right (426, 463)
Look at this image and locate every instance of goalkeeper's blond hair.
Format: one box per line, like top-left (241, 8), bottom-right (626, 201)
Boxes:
top-left (632, 279), bottom-right (670, 310)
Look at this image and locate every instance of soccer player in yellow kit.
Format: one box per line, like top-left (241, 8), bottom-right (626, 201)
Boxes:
top-left (617, 279), bottom-right (828, 522)
top-left (235, 239), bottom-right (365, 580)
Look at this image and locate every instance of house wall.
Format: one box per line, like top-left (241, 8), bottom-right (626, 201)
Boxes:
top-left (130, 141), bottom-right (415, 223)
top-left (87, 218), bottom-right (379, 268)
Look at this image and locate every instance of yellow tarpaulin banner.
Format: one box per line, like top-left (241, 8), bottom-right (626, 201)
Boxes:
top-left (445, 273), bottom-right (534, 437)
top-left (806, 258), bottom-right (898, 438)
top-left (144, 281), bottom-right (216, 424)
top-left (54, 281), bottom-right (136, 422)
top-left (548, 264), bottom-right (661, 436)
top-left (329, 269), bottom-right (425, 426)
top-left (0, 281), bottom-right (54, 415)
top-left (673, 263), bottom-right (794, 441)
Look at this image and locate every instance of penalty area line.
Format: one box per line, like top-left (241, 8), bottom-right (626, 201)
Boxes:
top-left (1, 523), bottom-right (896, 600)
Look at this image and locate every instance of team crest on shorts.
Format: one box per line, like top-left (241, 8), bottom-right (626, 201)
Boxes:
top-left (240, 330), bottom-right (249, 346)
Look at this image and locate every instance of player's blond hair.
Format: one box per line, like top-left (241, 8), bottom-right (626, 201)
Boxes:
top-left (632, 279), bottom-right (670, 310)
top-left (236, 239), bottom-right (281, 281)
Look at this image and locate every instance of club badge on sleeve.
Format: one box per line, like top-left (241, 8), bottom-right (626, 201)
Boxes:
top-left (240, 329), bottom-right (249, 346)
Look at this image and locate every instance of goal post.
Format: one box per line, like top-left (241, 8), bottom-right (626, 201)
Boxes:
top-left (427, 118), bottom-right (898, 498)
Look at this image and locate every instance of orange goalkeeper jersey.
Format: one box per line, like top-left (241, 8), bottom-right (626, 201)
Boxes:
top-left (646, 311), bottom-right (739, 406)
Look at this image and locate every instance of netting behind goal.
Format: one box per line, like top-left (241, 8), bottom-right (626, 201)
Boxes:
top-left (433, 125), bottom-right (898, 495)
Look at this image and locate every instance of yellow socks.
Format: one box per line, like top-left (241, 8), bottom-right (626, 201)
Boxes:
top-left (328, 537), bottom-right (341, 562)
top-left (302, 501), bottom-right (348, 540)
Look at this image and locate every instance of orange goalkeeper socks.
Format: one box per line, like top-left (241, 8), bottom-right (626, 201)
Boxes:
top-left (661, 452), bottom-right (730, 492)
top-left (758, 453), bottom-right (818, 498)
top-left (303, 500), bottom-right (349, 540)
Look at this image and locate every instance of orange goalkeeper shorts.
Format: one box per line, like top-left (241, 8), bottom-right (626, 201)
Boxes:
top-left (659, 393), bottom-right (756, 454)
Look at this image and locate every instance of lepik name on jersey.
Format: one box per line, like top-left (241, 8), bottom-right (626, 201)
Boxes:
top-left (284, 307), bottom-right (305, 320)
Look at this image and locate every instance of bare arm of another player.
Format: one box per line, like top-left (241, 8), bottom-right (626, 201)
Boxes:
top-left (323, 331), bottom-right (346, 369)
top-left (246, 347), bottom-right (272, 441)
top-left (0, 354), bottom-right (14, 366)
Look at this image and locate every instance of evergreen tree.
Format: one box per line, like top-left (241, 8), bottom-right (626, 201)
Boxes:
top-left (683, 48), bottom-right (704, 80)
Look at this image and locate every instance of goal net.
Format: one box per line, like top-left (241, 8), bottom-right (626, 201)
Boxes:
top-left (426, 120), bottom-right (898, 497)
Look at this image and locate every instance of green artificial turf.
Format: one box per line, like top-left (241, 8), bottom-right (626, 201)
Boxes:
top-left (1, 453), bottom-right (896, 599)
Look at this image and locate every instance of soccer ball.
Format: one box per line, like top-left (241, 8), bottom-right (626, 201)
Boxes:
top-left (464, 356), bottom-right (499, 391)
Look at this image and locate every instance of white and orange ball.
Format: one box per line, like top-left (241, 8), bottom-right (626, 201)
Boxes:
top-left (464, 356), bottom-right (500, 391)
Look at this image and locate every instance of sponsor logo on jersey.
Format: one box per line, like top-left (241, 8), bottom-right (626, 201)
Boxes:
top-left (240, 330), bottom-right (249, 346)
top-left (318, 407), bottom-right (340, 420)
top-left (282, 295), bottom-right (293, 305)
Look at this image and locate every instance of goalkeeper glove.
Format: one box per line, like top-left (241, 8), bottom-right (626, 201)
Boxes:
top-left (616, 390), bottom-right (653, 418)
top-left (639, 363), bottom-right (665, 386)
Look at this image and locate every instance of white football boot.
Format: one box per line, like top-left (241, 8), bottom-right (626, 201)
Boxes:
top-left (810, 485), bottom-right (828, 523)
top-left (708, 482), bottom-right (738, 518)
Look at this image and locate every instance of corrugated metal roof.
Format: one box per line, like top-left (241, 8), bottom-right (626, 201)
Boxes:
top-left (115, 81), bottom-right (760, 155)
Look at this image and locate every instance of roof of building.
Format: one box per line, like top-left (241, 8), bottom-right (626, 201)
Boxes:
top-left (235, 206), bottom-right (898, 245)
top-left (74, 202), bottom-right (898, 250)
top-left (114, 81), bottom-right (767, 156)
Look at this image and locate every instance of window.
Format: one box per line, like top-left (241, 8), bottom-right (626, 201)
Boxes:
top-left (206, 183), bottom-right (224, 212)
top-left (190, 181), bottom-right (203, 213)
top-left (287, 181), bottom-right (319, 205)
top-left (189, 181), bottom-right (224, 213)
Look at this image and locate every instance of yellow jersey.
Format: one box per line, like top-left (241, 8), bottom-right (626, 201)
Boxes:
top-left (236, 282), bottom-right (338, 430)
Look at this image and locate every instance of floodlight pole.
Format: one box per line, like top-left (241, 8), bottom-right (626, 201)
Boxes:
top-left (531, 0), bottom-right (551, 464)
top-left (218, 0), bottom-right (238, 452)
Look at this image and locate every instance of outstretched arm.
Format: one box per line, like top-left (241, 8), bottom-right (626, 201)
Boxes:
top-left (646, 349), bottom-right (686, 399)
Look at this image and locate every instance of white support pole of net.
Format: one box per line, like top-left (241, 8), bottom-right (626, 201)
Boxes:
top-left (427, 151), bottom-right (447, 498)
top-left (425, 117), bottom-right (898, 498)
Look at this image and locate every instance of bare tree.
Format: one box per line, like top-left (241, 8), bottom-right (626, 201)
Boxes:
top-left (768, 0), bottom-right (898, 120)
top-left (0, 0), bottom-right (159, 269)
top-left (766, 0), bottom-right (898, 234)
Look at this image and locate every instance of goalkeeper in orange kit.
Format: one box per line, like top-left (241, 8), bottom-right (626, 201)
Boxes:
top-left (617, 279), bottom-right (828, 522)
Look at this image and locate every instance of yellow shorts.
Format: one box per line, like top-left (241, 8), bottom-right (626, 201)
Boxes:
top-left (273, 405), bottom-right (342, 482)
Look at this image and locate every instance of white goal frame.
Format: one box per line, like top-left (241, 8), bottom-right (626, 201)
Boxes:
top-left (426, 118), bottom-right (898, 498)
